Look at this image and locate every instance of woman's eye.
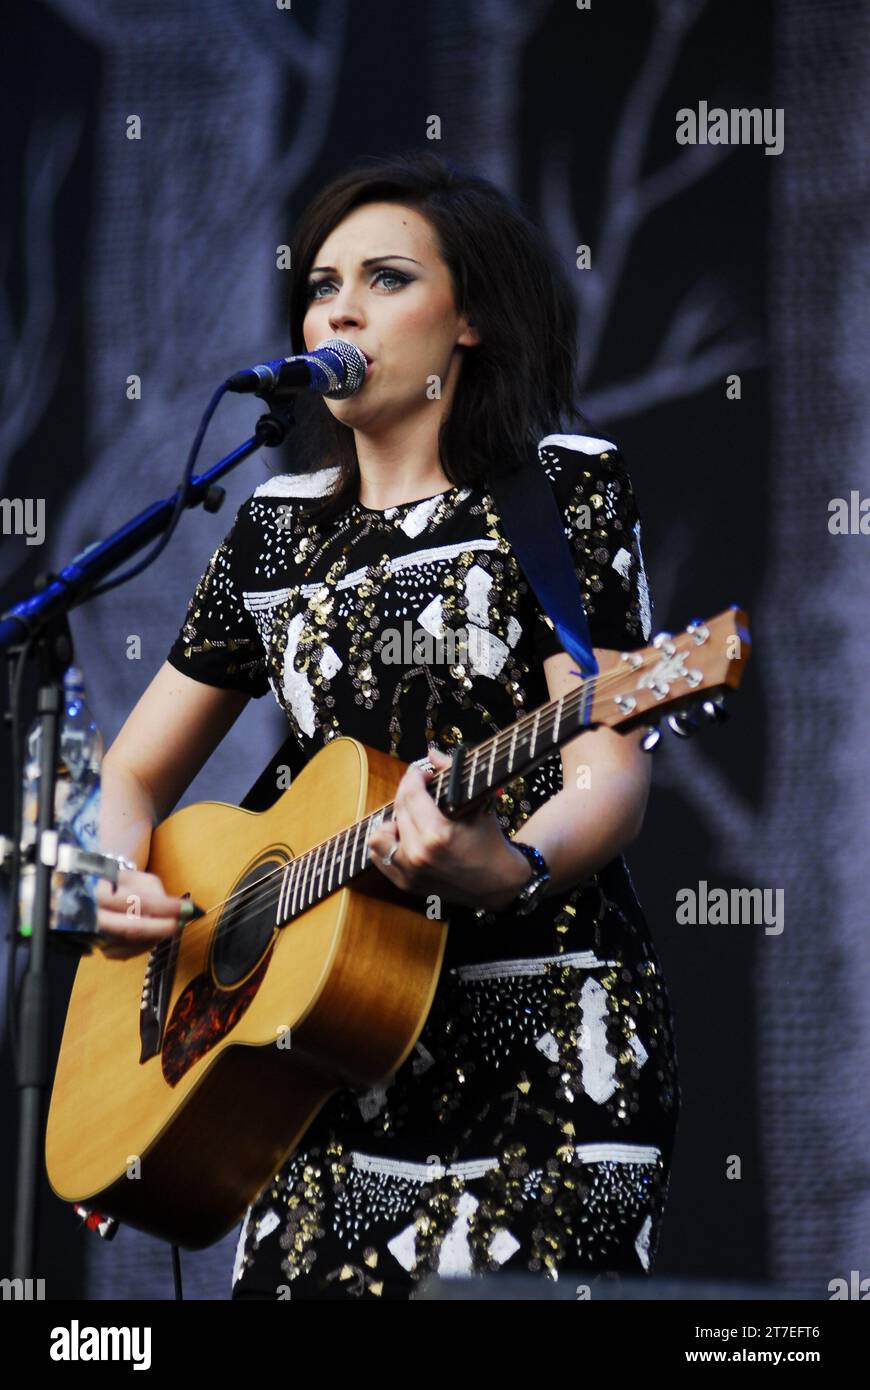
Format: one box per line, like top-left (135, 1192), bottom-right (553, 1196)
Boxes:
top-left (306, 267), bottom-right (410, 301)
top-left (374, 268), bottom-right (408, 291)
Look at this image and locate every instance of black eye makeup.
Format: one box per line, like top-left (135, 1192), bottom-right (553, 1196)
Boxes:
top-left (305, 265), bottom-right (413, 302)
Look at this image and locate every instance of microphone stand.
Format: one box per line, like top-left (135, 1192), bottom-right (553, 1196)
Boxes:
top-left (1, 395), bottom-right (296, 1283)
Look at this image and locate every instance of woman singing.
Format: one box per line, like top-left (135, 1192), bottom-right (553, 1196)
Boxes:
top-left (96, 152), bottom-right (680, 1299)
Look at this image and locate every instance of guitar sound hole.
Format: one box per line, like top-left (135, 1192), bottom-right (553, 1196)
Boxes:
top-left (211, 855), bottom-right (286, 988)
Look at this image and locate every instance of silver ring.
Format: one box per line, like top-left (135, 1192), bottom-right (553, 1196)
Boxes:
top-left (383, 842), bottom-right (400, 868)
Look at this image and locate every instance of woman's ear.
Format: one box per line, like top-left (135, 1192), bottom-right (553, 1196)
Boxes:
top-left (458, 319), bottom-right (481, 348)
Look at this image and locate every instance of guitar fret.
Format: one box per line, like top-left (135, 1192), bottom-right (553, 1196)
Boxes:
top-left (508, 724), bottom-right (518, 774)
top-left (285, 862), bottom-right (294, 919)
top-left (303, 847), bottom-right (315, 909)
top-left (553, 696), bottom-right (562, 744)
top-left (468, 746), bottom-right (479, 799)
top-left (580, 679), bottom-right (593, 728)
top-left (290, 858), bottom-right (302, 916)
top-left (311, 844), bottom-right (322, 907)
top-left (318, 840), bottom-right (328, 896)
top-left (487, 737), bottom-right (497, 786)
top-left (299, 851), bottom-right (312, 909)
top-left (277, 862), bottom-right (291, 925)
top-left (274, 866), bottom-right (283, 925)
top-left (350, 820), bottom-right (362, 876)
top-left (530, 708), bottom-right (540, 759)
top-left (298, 856), bottom-right (309, 914)
top-left (338, 827), bottom-right (349, 884)
top-left (326, 837), bottom-right (335, 892)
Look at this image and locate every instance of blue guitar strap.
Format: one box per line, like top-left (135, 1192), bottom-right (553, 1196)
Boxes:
top-left (486, 444), bottom-right (599, 684)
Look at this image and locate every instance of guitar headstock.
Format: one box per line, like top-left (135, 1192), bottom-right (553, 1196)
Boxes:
top-left (587, 606), bottom-right (751, 746)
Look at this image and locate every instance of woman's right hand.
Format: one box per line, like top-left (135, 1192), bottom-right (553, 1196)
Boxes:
top-left (94, 868), bottom-right (192, 960)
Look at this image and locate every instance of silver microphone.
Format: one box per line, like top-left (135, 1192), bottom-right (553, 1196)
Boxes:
top-left (225, 337), bottom-right (367, 399)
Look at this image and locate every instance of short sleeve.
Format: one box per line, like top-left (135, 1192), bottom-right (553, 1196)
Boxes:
top-left (165, 497), bottom-right (271, 698)
top-left (530, 435), bottom-right (653, 661)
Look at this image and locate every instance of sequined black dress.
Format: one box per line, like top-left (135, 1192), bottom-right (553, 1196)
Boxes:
top-left (166, 431), bottom-right (680, 1299)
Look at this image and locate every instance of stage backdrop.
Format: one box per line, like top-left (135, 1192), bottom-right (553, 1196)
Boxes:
top-left (2, 0), bottom-right (866, 1301)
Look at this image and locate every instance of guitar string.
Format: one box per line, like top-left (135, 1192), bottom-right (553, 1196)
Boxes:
top-left (83, 639), bottom-right (715, 1046)
top-left (129, 655), bottom-right (635, 971)
top-left (67, 636), bottom-right (717, 1056)
top-left (194, 642), bottom-right (709, 945)
top-left (191, 652), bottom-right (651, 921)
top-left (148, 640), bottom-right (701, 955)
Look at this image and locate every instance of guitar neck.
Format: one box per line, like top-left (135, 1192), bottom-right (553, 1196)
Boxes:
top-left (269, 608), bottom-right (750, 926)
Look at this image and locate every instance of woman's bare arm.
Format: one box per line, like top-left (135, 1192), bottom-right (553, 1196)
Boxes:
top-left (506, 646), bottom-right (652, 896)
top-left (101, 661), bottom-right (252, 839)
top-left (95, 662), bottom-right (251, 955)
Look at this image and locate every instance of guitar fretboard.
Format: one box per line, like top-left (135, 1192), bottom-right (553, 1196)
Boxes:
top-left (268, 670), bottom-right (605, 926)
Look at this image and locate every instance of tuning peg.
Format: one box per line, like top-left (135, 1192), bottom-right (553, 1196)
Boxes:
top-left (700, 694), bottom-right (729, 724)
top-left (639, 725), bottom-right (661, 752)
top-left (667, 711), bottom-right (699, 738)
top-left (686, 618), bottom-right (711, 643)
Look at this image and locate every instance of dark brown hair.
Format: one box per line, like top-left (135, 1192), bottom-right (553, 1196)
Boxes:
top-left (285, 150), bottom-right (592, 524)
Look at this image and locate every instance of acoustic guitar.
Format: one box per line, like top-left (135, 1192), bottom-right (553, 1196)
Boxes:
top-left (45, 608), bottom-right (750, 1248)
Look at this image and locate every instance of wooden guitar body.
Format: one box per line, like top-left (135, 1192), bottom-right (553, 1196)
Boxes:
top-left (45, 738), bottom-right (447, 1249)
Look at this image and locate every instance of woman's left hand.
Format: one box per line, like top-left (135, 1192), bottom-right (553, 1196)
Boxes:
top-left (367, 746), bottom-right (532, 913)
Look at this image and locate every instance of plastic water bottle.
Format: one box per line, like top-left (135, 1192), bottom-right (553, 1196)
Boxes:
top-left (18, 665), bottom-right (104, 943)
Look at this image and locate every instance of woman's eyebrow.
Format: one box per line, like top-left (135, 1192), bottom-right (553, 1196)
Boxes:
top-left (309, 255), bottom-right (422, 273)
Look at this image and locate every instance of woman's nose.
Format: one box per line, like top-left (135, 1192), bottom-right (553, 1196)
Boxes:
top-left (327, 288), bottom-right (364, 332)
top-left (329, 305), bottom-right (363, 332)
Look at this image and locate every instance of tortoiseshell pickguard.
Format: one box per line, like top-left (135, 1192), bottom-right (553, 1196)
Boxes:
top-left (161, 946), bottom-right (273, 1087)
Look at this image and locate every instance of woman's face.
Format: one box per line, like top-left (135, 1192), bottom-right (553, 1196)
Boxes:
top-left (302, 201), bottom-right (479, 431)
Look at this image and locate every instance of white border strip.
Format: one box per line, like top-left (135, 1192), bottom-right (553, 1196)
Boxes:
top-left (253, 467), bottom-right (341, 499)
top-left (574, 1144), bottom-right (661, 1164)
top-left (348, 1144), bottom-right (660, 1185)
top-left (242, 586), bottom-right (295, 611)
top-left (538, 433), bottom-right (618, 456)
top-left (452, 951), bottom-right (617, 980)
top-left (351, 1153), bottom-right (499, 1182)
